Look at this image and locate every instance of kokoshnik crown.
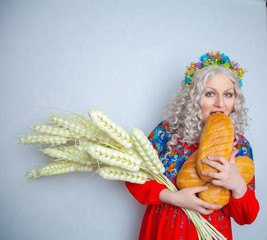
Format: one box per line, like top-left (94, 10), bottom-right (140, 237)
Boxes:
top-left (185, 51), bottom-right (247, 87)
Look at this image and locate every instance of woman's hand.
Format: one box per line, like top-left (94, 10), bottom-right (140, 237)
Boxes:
top-left (201, 149), bottom-right (247, 199)
top-left (159, 186), bottom-right (222, 215)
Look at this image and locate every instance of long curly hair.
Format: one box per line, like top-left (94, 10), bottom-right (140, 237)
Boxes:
top-left (164, 65), bottom-right (248, 146)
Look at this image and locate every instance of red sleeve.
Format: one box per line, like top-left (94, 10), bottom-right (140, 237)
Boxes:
top-left (223, 183), bottom-right (260, 225)
top-left (125, 180), bottom-right (167, 205)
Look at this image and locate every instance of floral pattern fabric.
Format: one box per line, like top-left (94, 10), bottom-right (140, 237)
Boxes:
top-left (148, 121), bottom-right (255, 190)
top-left (126, 121), bottom-right (259, 240)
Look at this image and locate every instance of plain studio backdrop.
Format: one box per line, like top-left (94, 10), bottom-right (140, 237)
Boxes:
top-left (0, 0), bottom-right (266, 239)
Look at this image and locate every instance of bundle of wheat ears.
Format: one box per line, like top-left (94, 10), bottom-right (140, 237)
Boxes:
top-left (18, 109), bottom-right (226, 240)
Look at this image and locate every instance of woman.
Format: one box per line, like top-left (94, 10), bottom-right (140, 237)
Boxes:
top-left (126, 51), bottom-right (260, 239)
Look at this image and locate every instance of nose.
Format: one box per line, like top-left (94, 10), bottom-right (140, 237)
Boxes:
top-left (215, 95), bottom-right (224, 108)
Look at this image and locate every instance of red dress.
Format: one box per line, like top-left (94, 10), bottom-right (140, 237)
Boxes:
top-left (126, 121), bottom-right (259, 240)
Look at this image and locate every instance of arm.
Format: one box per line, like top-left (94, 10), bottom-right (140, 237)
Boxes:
top-left (201, 136), bottom-right (260, 224)
top-left (125, 180), bottom-right (167, 205)
top-left (223, 177), bottom-right (259, 225)
top-left (159, 186), bottom-right (222, 215)
top-left (126, 179), bottom-right (222, 214)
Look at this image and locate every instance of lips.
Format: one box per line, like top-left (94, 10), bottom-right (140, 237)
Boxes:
top-left (210, 111), bottom-right (224, 115)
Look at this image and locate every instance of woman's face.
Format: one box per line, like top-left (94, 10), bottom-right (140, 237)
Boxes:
top-left (201, 74), bottom-right (235, 123)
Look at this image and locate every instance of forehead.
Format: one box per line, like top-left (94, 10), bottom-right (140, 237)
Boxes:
top-left (206, 74), bottom-right (234, 89)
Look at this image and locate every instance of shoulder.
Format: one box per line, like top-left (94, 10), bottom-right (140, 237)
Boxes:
top-left (147, 121), bottom-right (174, 154)
top-left (148, 121), bottom-right (170, 140)
top-left (154, 120), bottom-right (170, 132)
top-left (235, 133), bottom-right (253, 160)
top-left (236, 133), bottom-right (251, 147)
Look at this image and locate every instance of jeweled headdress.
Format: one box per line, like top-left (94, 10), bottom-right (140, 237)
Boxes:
top-left (185, 51), bottom-right (247, 87)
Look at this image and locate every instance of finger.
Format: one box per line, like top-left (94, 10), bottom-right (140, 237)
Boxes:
top-left (207, 203), bottom-right (222, 211)
top-left (202, 159), bottom-right (224, 171)
top-left (210, 179), bottom-right (223, 187)
top-left (198, 208), bottom-right (214, 215)
top-left (207, 155), bottom-right (228, 165)
top-left (199, 200), bottom-right (222, 211)
top-left (201, 170), bottom-right (220, 179)
top-left (191, 185), bottom-right (208, 194)
top-left (229, 149), bottom-right (239, 164)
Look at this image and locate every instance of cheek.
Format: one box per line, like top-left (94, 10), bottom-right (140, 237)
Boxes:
top-left (228, 98), bottom-right (235, 111)
top-left (225, 99), bottom-right (235, 115)
top-left (201, 99), bottom-right (212, 120)
top-left (202, 98), bottom-right (212, 111)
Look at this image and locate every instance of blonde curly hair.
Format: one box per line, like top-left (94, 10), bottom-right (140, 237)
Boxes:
top-left (164, 65), bottom-right (248, 146)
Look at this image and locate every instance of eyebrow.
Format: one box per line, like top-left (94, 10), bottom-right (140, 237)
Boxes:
top-left (206, 87), bottom-right (235, 91)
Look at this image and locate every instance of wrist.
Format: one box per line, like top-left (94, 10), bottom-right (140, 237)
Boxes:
top-left (232, 182), bottom-right (247, 199)
top-left (159, 189), bottom-right (177, 205)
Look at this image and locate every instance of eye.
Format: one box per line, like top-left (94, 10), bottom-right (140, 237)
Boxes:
top-left (205, 92), bottom-right (214, 97)
top-left (225, 92), bottom-right (234, 98)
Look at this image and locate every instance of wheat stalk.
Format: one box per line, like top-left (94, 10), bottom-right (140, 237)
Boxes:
top-left (18, 109), bottom-right (226, 240)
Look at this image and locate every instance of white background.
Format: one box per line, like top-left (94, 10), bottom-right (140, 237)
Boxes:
top-left (0, 0), bottom-right (266, 239)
